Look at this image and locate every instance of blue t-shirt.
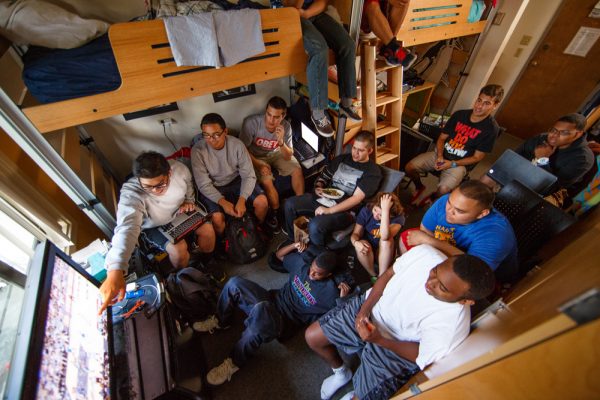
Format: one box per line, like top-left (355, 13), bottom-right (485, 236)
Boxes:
top-left (421, 194), bottom-right (518, 272)
top-left (274, 252), bottom-right (341, 326)
top-left (356, 206), bottom-right (405, 248)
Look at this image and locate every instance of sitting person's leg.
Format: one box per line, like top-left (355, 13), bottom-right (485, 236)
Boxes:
top-left (250, 190), bottom-right (269, 224)
top-left (199, 190), bottom-right (227, 235)
top-left (308, 211), bottom-right (355, 248)
top-left (364, 0), bottom-right (395, 45)
top-left (355, 241), bottom-right (376, 276)
top-left (310, 13), bottom-right (361, 121)
top-left (194, 222), bottom-right (216, 254)
top-left (271, 152), bottom-right (304, 197)
top-left (437, 167), bottom-right (467, 198)
top-left (388, 0), bottom-right (411, 36)
top-left (405, 151), bottom-right (436, 192)
top-left (300, 17), bottom-right (334, 137)
top-left (291, 166), bottom-right (305, 196)
top-left (142, 227), bottom-right (190, 268)
top-left (283, 193), bottom-right (320, 238)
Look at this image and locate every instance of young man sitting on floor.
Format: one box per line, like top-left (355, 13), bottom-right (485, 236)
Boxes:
top-left (305, 243), bottom-right (495, 400)
top-left (240, 96), bottom-right (305, 232)
top-left (191, 113), bottom-right (269, 238)
top-left (402, 180), bottom-right (518, 282)
top-left (195, 246), bottom-right (351, 386)
top-left (283, 130), bottom-right (382, 249)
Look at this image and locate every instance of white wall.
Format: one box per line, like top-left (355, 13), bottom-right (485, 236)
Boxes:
top-left (84, 77), bottom-right (291, 180)
top-left (452, 0), bottom-right (530, 112)
top-left (487, 0), bottom-right (563, 111)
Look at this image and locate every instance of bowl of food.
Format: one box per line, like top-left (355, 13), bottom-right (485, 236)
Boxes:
top-left (320, 188), bottom-right (344, 200)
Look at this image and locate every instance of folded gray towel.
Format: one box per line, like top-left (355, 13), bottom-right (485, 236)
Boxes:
top-left (214, 9), bottom-right (265, 67)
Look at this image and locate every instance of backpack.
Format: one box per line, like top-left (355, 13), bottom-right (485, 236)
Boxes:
top-left (224, 213), bottom-right (268, 264)
top-left (165, 267), bottom-right (219, 323)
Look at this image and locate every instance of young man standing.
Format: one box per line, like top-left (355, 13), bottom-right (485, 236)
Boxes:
top-left (195, 248), bottom-right (351, 386)
top-left (305, 244), bottom-right (495, 400)
top-left (283, 130), bottom-right (382, 248)
top-left (289, 0), bottom-right (362, 137)
top-left (191, 113), bottom-right (269, 236)
top-left (403, 180), bottom-right (518, 281)
top-left (240, 96), bottom-right (305, 231)
top-left (406, 84), bottom-right (504, 205)
top-left (99, 151), bottom-right (215, 314)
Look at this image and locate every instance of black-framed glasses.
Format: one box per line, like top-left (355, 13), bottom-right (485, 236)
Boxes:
top-left (548, 127), bottom-right (575, 137)
top-left (139, 174), bottom-right (170, 192)
top-left (201, 130), bottom-right (225, 140)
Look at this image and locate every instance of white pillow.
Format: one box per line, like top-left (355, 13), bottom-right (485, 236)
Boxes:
top-left (0, 0), bottom-right (109, 49)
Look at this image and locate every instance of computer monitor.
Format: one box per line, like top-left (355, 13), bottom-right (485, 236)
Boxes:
top-left (301, 122), bottom-right (320, 152)
top-left (5, 241), bottom-right (114, 400)
top-left (487, 149), bottom-right (558, 195)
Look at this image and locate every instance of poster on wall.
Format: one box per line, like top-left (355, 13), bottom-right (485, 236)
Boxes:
top-left (212, 84), bottom-right (256, 103)
top-left (563, 26), bottom-right (600, 57)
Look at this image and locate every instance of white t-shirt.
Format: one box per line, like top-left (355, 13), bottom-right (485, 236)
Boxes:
top-left (369, 244), bottom-right (470, 369)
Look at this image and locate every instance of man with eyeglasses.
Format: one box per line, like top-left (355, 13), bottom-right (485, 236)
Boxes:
top-left (405, 84), bottom-right (504, 207)
top-left (192, 113), bottom-right (269, 237)
top-left (481, 113), bottom-right (594, 207)
top-left (99, 151), bottom-right (216, 314)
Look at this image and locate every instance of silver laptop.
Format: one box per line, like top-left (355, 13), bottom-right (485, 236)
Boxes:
top-left (294, 122), bottom-right (325, 168)
top-left (158, 208), bottom-right (208, 244)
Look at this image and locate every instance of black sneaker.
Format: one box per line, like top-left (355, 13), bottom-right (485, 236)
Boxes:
top-left (339, 104), bottom-right (362, 122)
top-left (266, 213), bottom-right (281, 234)
top-left (378, 44), bottom-right (401, 67)
top-left (311, 114), bottom-right (334, 137)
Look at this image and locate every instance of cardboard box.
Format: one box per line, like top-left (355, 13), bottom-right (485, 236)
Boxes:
top-left (293, 216), bottom-right (310, 244)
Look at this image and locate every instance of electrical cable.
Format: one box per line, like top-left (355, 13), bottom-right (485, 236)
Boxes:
top-left (162, 122), bottom-right (178, 152)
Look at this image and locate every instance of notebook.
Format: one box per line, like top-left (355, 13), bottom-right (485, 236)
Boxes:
top-left (294, 122), bottom-right (325, 168)
top-left (158, 208), bottom-right (208, 244)
top-left (487, 149), bottom-right (558, 195)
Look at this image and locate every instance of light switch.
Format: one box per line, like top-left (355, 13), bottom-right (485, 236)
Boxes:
top-left (520, 35), bottom-right (532, 46)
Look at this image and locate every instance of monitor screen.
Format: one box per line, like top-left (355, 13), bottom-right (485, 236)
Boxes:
top-left (6, 241), bottom-right (113, 400)
top-left (301, 122), bottom-right (320, 152)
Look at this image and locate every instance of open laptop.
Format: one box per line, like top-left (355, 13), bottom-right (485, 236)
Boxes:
top-left (158, 208), bottom-right (208, 244)
top-left (294, 122), bottom-right (325, 168)
top-left (487, 149), bottom-right (558, 195)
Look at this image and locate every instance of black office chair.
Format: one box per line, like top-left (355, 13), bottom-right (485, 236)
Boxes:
top-left (494, 180), bottom-right (576, 281)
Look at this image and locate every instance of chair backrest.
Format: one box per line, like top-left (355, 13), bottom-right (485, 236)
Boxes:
top-left (494, 181), bottom-right (576, 275)
top-left (379, 166), bottom-right (405, 193)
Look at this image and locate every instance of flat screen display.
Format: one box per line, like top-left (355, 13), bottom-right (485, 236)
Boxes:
top-left (34, 255), bottom-right (110, 399)
top-left (301, 122), bottom-right (320, 152)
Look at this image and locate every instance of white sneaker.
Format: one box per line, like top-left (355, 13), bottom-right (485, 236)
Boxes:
top-left (340, 391), bottom-right (355, 400)
top-left (192, 315), bottom-right (220, 334)
top-left (320, 366), bottom-right (353, 399)
top-left (207, 358), bottom-right (240, 385)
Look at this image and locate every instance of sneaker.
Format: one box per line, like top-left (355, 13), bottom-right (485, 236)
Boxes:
top-left (410, 186), bottom-right (426, 205)
top-left (378, 45), bottom-right (401, 67)
top-left (192, 315), bottom-right (221, 334)
top-left (311, 114), bottom-right (334, 137)
top-left (359, 30), bottom-right (377, 41)
top-left (401, 52), bottom-right (417, 70)
top-left (320, 366), bottom-right (353, 400)
top-left (339, 104), bottom-right (362, 122)
top-left (266, 213), bottom-right (281, 234)
top-left (207, 358), bottom-right (240, 386)
top-left (340, 391), bottom-right (355, 400)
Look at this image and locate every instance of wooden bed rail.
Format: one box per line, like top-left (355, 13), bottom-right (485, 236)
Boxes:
top-left (22, 8), bottom-right (307, 134)
top-left (397, 0), bottom-right (487, 46)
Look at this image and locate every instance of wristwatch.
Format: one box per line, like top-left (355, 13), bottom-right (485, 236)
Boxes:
top-left (532, 157), bottom-right (549, 166)
top-left (451, 161), bottom-right (458, 168)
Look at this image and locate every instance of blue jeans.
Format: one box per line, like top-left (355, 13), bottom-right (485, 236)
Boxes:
top-left (301, 13), bottom-right (357, 111)
top-left (283, 193), bottom-right (355, 247)
top-left (217, 277), bottom-right (282, 366)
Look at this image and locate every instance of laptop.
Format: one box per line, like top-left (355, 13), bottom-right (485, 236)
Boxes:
top-left (294, 122), bottom-right (325, 168)
top-left (158, 208), bottom-right (208, 244)
top-left (487, 149), bottom-right (558, 195)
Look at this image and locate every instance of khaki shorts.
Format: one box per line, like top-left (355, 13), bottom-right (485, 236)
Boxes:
top-left (408, 151), bottom-right (467, 190)
top-left (254, 151), bottom-right (301, 180)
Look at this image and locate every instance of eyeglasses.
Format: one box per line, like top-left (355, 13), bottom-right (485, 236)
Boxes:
top-left (548, 127), bottom-right (575, 137)
top-left (201, 130), bottom-right (225, 140)
top-left (139, 174), bottom-right (170, 192)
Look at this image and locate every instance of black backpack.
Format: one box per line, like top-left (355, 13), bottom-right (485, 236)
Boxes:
top-left (224, 213), bottom-right (268, 264)
top-left (166, 267), bottom-right (218, 323)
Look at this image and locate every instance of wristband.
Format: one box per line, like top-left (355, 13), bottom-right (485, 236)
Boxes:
top-left (532, 157), bottom-right (549, 166)
top-left (451, 161), bottom-right (457, 168)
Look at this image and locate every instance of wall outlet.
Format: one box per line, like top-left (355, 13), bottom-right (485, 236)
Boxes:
top-left (520, 35), bottom-right (532, 46)
top-left (160, 118), bottom-right (176, 125)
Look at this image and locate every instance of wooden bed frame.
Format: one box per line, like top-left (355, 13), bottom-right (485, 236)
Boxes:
top-left (22, 8), bottom-right (307, 134)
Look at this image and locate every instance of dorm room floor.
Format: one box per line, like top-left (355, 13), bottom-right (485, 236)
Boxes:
top-left (176, 132), bottom-right (522, 400)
